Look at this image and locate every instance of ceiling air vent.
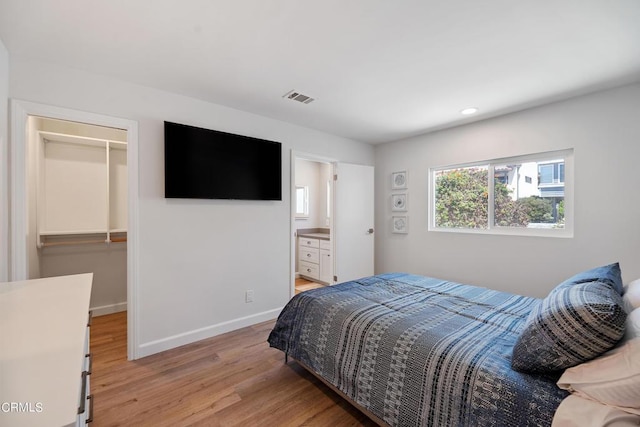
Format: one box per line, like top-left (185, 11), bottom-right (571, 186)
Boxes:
top-left (283, 90), bottom-right (315, 104)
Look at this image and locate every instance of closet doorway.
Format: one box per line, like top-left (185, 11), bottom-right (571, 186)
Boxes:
top-left (28, 116), bottom-right (128, 314)
top-left (10, 100), bottom-right (139, 360)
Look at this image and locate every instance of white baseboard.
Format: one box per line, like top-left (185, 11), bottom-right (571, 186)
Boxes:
top-left (136, 307), bottom-right (283, 358)
top-left (91, 302), bottom-right (127, 317)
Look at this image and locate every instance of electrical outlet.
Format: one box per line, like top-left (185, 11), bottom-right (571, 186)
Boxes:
top-left (245, 290), bottom-right (254, 303)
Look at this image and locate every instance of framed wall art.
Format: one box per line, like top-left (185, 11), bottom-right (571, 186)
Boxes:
top-left (391, 193), bottom-right (407, 212)
top-left (391, 170), bottom-right (407, 190)
top-left (392, 215), bottom-right (408, 234)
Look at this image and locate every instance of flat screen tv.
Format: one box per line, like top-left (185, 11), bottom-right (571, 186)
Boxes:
top-left (164, 121), bottom-right (282, 200)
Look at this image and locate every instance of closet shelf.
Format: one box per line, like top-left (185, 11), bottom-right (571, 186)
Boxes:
top-left (40, 131), bottom-right (109, 148)
top-left (38, 230), bottom-right (128, 248)
top-left (40, 238), bottom-right (127, 248)
top-left (41, 239), bottom-right (107, 248)
top-left (109, 141), bottom-right (127, 150)
top-left (39, 229), bottom-right (108, 236)
top-left (39, 230), bottom-right (128, 236)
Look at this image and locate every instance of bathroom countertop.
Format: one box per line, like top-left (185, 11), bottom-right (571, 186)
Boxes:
top-left (298, 232), bottom-right (330, 240)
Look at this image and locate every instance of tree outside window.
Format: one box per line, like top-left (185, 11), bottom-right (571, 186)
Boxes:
top-left (431, 151), bottom-right (571, 235)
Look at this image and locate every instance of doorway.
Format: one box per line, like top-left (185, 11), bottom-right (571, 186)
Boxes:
top-left (27, 116), bottom-right (128, 316)
top-left (10, 100), bottom-right (139, 360)
top-left (291, 154), bottom-right (334, 297)
top-left (290, 152), bottom-right (376, 298)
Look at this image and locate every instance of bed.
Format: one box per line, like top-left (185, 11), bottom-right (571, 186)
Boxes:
top-left (268, 268), bottom-right (637, 426)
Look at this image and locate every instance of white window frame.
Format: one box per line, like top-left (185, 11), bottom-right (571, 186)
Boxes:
top-left (428, 149), bottom-right (574, 238)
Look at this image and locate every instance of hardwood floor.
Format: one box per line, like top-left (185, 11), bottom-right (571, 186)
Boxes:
top-left (91, 312), bottom-right (375, 426)
top-left (295, 277), bottom-right (325, 294)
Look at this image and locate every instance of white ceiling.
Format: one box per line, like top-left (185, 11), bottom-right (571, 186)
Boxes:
top-left (1, 1), bottom-right (639, 144)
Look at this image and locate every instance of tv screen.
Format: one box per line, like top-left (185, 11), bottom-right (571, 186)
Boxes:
top-left (164, 121), bottom-right (282, 200)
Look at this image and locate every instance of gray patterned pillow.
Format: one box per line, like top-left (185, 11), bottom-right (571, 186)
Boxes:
top-left (512, 278), bottom-right (627, 373)
top-left (553, 263), bottom-right (624, 295)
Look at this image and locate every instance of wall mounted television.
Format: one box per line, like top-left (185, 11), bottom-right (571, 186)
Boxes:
top-left (164, 121), bottom-right (282, 200)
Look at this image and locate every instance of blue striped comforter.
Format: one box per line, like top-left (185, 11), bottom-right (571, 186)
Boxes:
top-left (268, 273), bottom-right (568, 426)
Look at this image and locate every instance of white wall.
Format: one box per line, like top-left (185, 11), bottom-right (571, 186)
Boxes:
top-left (39, 244), bottom-right (127, 313)
top-left (375, 83), bottom-right (640, 298)
top-left (319, 163), bottom-right (332, 227)
top-left (0, 38), bottom-right (8, 282)
top-left (9, 55), bottom-right (374, 356)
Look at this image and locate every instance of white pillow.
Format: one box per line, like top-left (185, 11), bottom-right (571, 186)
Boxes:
top-left (623, 279), bottom-right (640, 313)
top-left (552, 395), bottom-right (640, 427)
top-left (557, 335), bottom-right (640, 415)
top-left (625, 307), bottom-right (640, 341)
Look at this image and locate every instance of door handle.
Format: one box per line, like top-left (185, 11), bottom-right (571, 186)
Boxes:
top-left (367, 228), bottom-right (374, 234)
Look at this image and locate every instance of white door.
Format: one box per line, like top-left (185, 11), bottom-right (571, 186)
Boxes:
top-left (333, 163), bottom-right (374, 283)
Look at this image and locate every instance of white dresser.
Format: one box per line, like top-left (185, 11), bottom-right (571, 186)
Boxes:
top-left (0, 273), bottom-right (93, 427)
top-left (298, 235), bottom-right (332, 284)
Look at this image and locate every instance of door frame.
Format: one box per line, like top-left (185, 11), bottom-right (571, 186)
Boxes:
top-left (290, 150), bottom-right (336, 298)
top-left (10, 99), bottom-right (140, 360)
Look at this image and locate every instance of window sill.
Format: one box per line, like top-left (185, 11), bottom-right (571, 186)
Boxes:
top-left (428, 226), bottom-right (573, 238)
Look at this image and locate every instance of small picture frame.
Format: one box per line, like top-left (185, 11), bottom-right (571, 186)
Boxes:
top-left (391, 193), bottom-right (407, 212)
top-left (392, 215), bottom-right (408, 234)
top-left (391, 170), bottom-right (407, 190)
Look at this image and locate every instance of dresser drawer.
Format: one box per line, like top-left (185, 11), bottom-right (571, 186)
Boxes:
top-left (299, 247), bottom-right (319, 264)
top-left (299, 237), bottom-right (320, 248)
top-left (319, 239), bottom-right (331, 250)
top-left (299, 260), bottom-right (320, 280)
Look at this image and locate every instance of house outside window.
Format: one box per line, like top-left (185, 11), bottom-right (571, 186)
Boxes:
top-left (538, 161), bottom-right (564, 185)
top-left (429, 149), bottom-right (573, 237)
top-left (537, 160), bottom-right (565, 223)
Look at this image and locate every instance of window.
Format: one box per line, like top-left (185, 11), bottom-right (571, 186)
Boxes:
top-left (295, 186), bottom-right (309, 218)
top-left (430, 149), bottom-right (573, 237)
top-left (538, 161), bottom-right (565, 185)
top-left (434, 166), bottom-right (489, 229)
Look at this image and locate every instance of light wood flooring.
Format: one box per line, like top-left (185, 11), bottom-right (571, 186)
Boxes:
top-left (91, 311), bottom-right (375, 426)
top-left (295, 277), bottom-right (325, 294)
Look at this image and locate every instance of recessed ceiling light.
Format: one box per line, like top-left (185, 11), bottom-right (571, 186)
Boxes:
top-left (460, 107), bottom-right (478, 115)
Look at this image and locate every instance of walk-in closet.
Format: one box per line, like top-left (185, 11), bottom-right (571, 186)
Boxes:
top-left (27, 116), bottom-right (128, 316)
